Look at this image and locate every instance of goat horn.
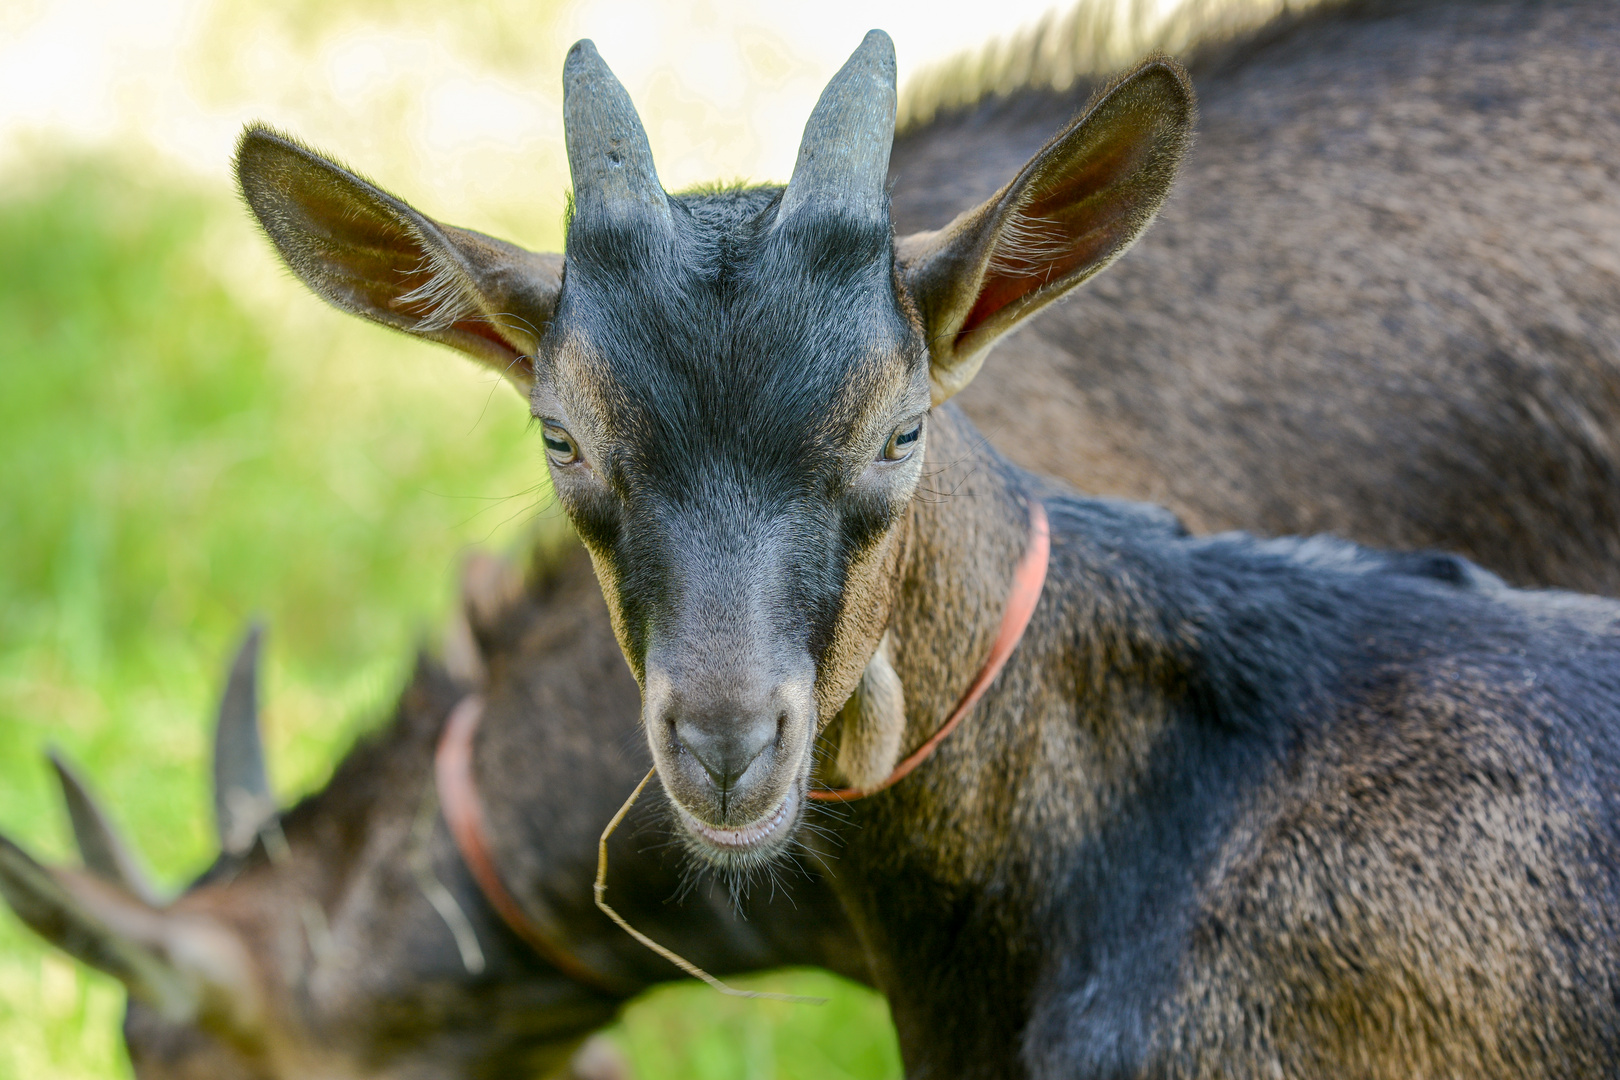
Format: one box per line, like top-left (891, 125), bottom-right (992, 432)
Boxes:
top-left (777, 30), bottom-right (897, 227)
top-left (563, 40), bottom-right (672, 228)
top-left (213, 622), bottom-right (275, 857)
top-left (48, 749), bottom-right (161, 906)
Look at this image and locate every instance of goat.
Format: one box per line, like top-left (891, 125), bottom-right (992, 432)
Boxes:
top-left (0, 543), bottom-right (867, 1079)
top-left (911, 0), bottom-right (1620, 597)
top-left (236, 4), bottom-right (1620, 1074)
top-left (238, 0), bottom-right (1620, 604)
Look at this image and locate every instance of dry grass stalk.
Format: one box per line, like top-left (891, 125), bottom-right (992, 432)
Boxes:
top-left (594, 768), bottom-right (827, 1005)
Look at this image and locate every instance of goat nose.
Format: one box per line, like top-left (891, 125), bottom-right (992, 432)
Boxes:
top-left (670, 713), bottom-right (778, 795)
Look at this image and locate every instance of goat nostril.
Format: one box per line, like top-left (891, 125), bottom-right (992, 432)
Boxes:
top-left (669, 714), bottom-right (780, 801)
top-left (671, 724), bottom-right (730, 788)
top-left (695, 753), bottom-right (728, 789)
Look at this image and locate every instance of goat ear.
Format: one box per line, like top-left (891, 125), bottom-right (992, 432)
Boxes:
top-left (899, 58), bottom-right (1195, 404)
top-left (441, 548), bottom-right (519, 687)
top-left (48, 749), bottom-right (161, 906)
top-left (0, 833), bottom-right (261, 1034)
top-left (235, 124), bottom-right (561, 393)
top-left (442, 547), bottom-right (527, 687)
top-left (833, 633), bottom-right (907, 790)
top-left (460, 549), bottom-right (526, 638)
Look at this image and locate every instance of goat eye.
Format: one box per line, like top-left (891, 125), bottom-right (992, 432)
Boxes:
top-left (542, 422), bottom-right (580, 466)
top-left (881, 420), bottom-right (922, 462)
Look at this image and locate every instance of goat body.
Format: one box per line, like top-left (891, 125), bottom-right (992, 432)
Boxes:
top-left (835, 409), bottom-right (1620, 1076)
top-left (925, 0), bottom-right (1620, 595)
top-left (229, 0), bottom-right (1620, 1075)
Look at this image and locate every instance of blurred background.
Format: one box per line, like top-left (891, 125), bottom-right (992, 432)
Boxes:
top-left (0, 0), bottom-right (1240, 1075)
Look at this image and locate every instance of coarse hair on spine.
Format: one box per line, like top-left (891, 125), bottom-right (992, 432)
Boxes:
top-left (898, 0), bottom-right (1328, 131)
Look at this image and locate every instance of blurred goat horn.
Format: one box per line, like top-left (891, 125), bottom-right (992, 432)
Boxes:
top-left (213, 622), bottom-right (275, 856)
top-left (563, 39), bottom-right (673, 230)
top-left (48, 749), bottom-right (160, 906)
top-left (777, 30), bottom-right (897, 227)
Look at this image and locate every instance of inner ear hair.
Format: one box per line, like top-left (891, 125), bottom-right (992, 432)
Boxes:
top-left (234, 124), bottom-right (563, 392)
top-left (834, 632), bottom-right (907, 790)
top-left (900, 56), bottom-right (1196, 404)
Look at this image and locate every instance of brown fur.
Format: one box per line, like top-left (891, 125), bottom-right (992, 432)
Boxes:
top-left (902, 0), bottom-right (1620, 594)
top-left (818, 411), bottom-right (1620, 1077)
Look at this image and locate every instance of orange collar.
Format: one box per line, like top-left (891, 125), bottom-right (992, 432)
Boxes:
top-left (434, 695), bottom-right (632, 996)
top-left (810, 498), bottom-right (1051, 803)
top-left (439, 497), bottom-right (1049, 972)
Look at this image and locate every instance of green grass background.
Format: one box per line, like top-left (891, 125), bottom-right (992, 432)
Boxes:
top-left (0, 157), bottom-right (898, 1079)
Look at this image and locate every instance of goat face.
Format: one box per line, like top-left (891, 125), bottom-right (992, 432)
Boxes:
top-left (527, 36), bottom-right (927, 868)
top-left (233, 31), bottom-right (1193, 870)
top-left (540, 199), bottom-right (929, 867)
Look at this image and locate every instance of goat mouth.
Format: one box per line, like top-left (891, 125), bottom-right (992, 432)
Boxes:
top-left (677, 787), bottom-right (799, 855)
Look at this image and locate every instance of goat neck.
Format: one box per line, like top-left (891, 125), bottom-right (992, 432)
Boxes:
top-left (863, 409), bottom-right (1034, 785)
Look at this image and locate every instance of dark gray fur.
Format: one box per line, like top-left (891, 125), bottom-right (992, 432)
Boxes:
top-left (829, 412), bottom-right (1620, 1076)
